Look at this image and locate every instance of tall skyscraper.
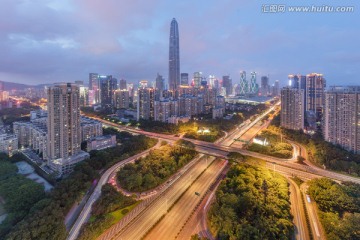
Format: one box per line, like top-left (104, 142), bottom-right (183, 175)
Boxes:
top-left (280, 87), bottom-right (305, 130)
top-left (89, 73), bottom-right (99, 104)
top-left (119, 79), bottom-right (127, 90)
top-left (47, 83), bottom-right (88, 174)
top-left (306, 73), bottom-right (326, 119)
top-left (222, 75), bottom-right (232, 96)
top-left (98, 75), bottom-right (117, 107)
top-left (193, 72), bottom-right (202, 88)
top-left (168, 18), bottom-right (180, 92)
top-left (323, 86), bottom-right (360, 153)
top-left (260, 76), bottom-right (270, 96)
top-left (249, 72), bottom-right (257, 94)
top-left (180, 73), bottom-right (189, 86)
top-left (239, 71), bottom-right (248, 95)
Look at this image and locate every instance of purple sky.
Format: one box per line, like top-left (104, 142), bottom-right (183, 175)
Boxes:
top-left (0, 0), bottom-right (359, 87)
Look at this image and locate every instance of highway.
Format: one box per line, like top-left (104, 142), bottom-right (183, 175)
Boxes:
top-left (98, 117), bottom-right (360, 185)
top-left (144, 159), bottom-right (227, 240)
top-left (97, 156), bottom-right (218, 240)
top-left (287, 178), bottom-right (310, 240)
top-left (67, 141), bottom-right (161, 240)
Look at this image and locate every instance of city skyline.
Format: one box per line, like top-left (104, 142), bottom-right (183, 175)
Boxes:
top-left (0, 1), bottom-right (359, 86)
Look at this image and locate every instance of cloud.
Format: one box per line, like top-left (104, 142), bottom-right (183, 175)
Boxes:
top-left (0, 0), bottom-right (359, 86)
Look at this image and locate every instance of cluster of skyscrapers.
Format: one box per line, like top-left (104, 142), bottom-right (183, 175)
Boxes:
top-left (280, 73), bottom-right (360, 153)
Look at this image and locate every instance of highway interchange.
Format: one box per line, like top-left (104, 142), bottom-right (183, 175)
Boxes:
top-left (68, 104), bottom-right (360, 240)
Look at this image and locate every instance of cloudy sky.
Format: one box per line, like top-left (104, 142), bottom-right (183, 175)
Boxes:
top-left (1, 0), bottom-right (359, 87)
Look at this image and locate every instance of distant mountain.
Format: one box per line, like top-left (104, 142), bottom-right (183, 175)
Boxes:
top-left (1, 81), bottom-right (33, 90)
top-left (1, 81), bottom-right (50, 90)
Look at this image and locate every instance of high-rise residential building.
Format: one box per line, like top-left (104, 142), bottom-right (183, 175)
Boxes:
top-left (155, 73), bottom-right (165, 100)
top-left (119, 79), bottom-right (127, 90)
top-left (239, 71), bottom-right (248, 95)
top-left (249, 72), bottom-right (257, 94)
top-left (193, 72), bottom-right (202, 88)
top-left (323, 86), bottom-right (360, 153)
top-left (154, 99), bottom-right (179, 122)
top-left (280, 87), bottom-right (305, 130)
top-left (137, 87), bottom-right (155, 120)
top-left (260, 76), bottom-right (270, 96)
top-left (47, 83), bottom-right (89, 174)
top-left (168, 18), bottom-right (180, 92)
top-left (139, 80), bottom-right (148, 89)
top-left (208, 75), bottom-right (216, 89)
top-left (306, 73), bottom-right (326, 119)
top-left (99, 75), bottom-right (117, 107)
top-left (114, 89), bottom-right (130, 109)
top-left (181, 73), bottom-right (189, 86)
top-left (222, 75), bottom-right (232, 96)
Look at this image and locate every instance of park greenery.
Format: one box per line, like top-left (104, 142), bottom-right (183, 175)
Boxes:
top-left (0, 153), bottom-right (45, 238)
top-left (208, 163), bottom-right (294, 240)
top-left (4, 131), bottom-right (157, 240)
top-left (117, 142), bottom-right (197, 192)
top-left (78, 184), bottom-right (137, 240)
top-left (271, 114), bottom-right (360, 176)
top-left (247, 126), bottom-right (293, 159)
top-left (308, 178), bottom-right (360, 240)
top-left (0, 103), bottom-right (40, 125)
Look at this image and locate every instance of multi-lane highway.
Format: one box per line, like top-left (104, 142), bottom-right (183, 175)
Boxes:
top-left (98, 156), bottom-right (219, 240)
top-left (144, 159), bottom-right (227, 240)
top-left (67, 141), bottom-right (161, 240)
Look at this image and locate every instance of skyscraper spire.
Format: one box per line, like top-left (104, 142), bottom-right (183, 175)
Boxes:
top-left (168, 18), bottom-right (180, 93)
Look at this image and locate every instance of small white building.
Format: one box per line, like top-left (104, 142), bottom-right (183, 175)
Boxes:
top-left (87, 135), bottom-right (117, 152)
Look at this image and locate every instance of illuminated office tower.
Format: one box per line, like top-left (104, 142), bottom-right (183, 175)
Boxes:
top-left (155, 73), bottom-right (165, 100)
top-left (99, 75), bottom-right (117, 107)
top-left (249, 72), bottom-right (257, 94)
top-left (239, 71), bottom-right (248, 95)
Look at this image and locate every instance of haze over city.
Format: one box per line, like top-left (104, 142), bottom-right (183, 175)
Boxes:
top-left (1, 0), bottom-right (359, 86)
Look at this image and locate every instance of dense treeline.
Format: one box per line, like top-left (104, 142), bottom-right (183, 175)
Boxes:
top-left (0, 154), bottom-right (45, 238)
top-left (4, 134), bottom-right (157, 240)
top-left (78, 184), bottom-right (136, 240)
top-left (208, 164), bottom-right (293, 240)
top-left (0, 104), bottom-right (40, 125)
top-left (247, 126), bottom-right (293, 159)
top-left (271, 114), bottom-right (360, 175)
top-left (308, 178), bottom-right (360, 240)
top-left (117, 144), bottom-right (197, 192)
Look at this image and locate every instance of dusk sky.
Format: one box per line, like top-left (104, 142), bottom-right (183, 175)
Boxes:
top-left (1, 0), bottom-right (359, 87)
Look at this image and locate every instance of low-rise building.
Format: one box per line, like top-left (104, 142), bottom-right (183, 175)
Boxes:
top-left (80, 116), bottom-right (103, 141)
top-left (87, 135), bottom-right (116, 151)
top-left (0, 133), bottom-right (18, 156)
